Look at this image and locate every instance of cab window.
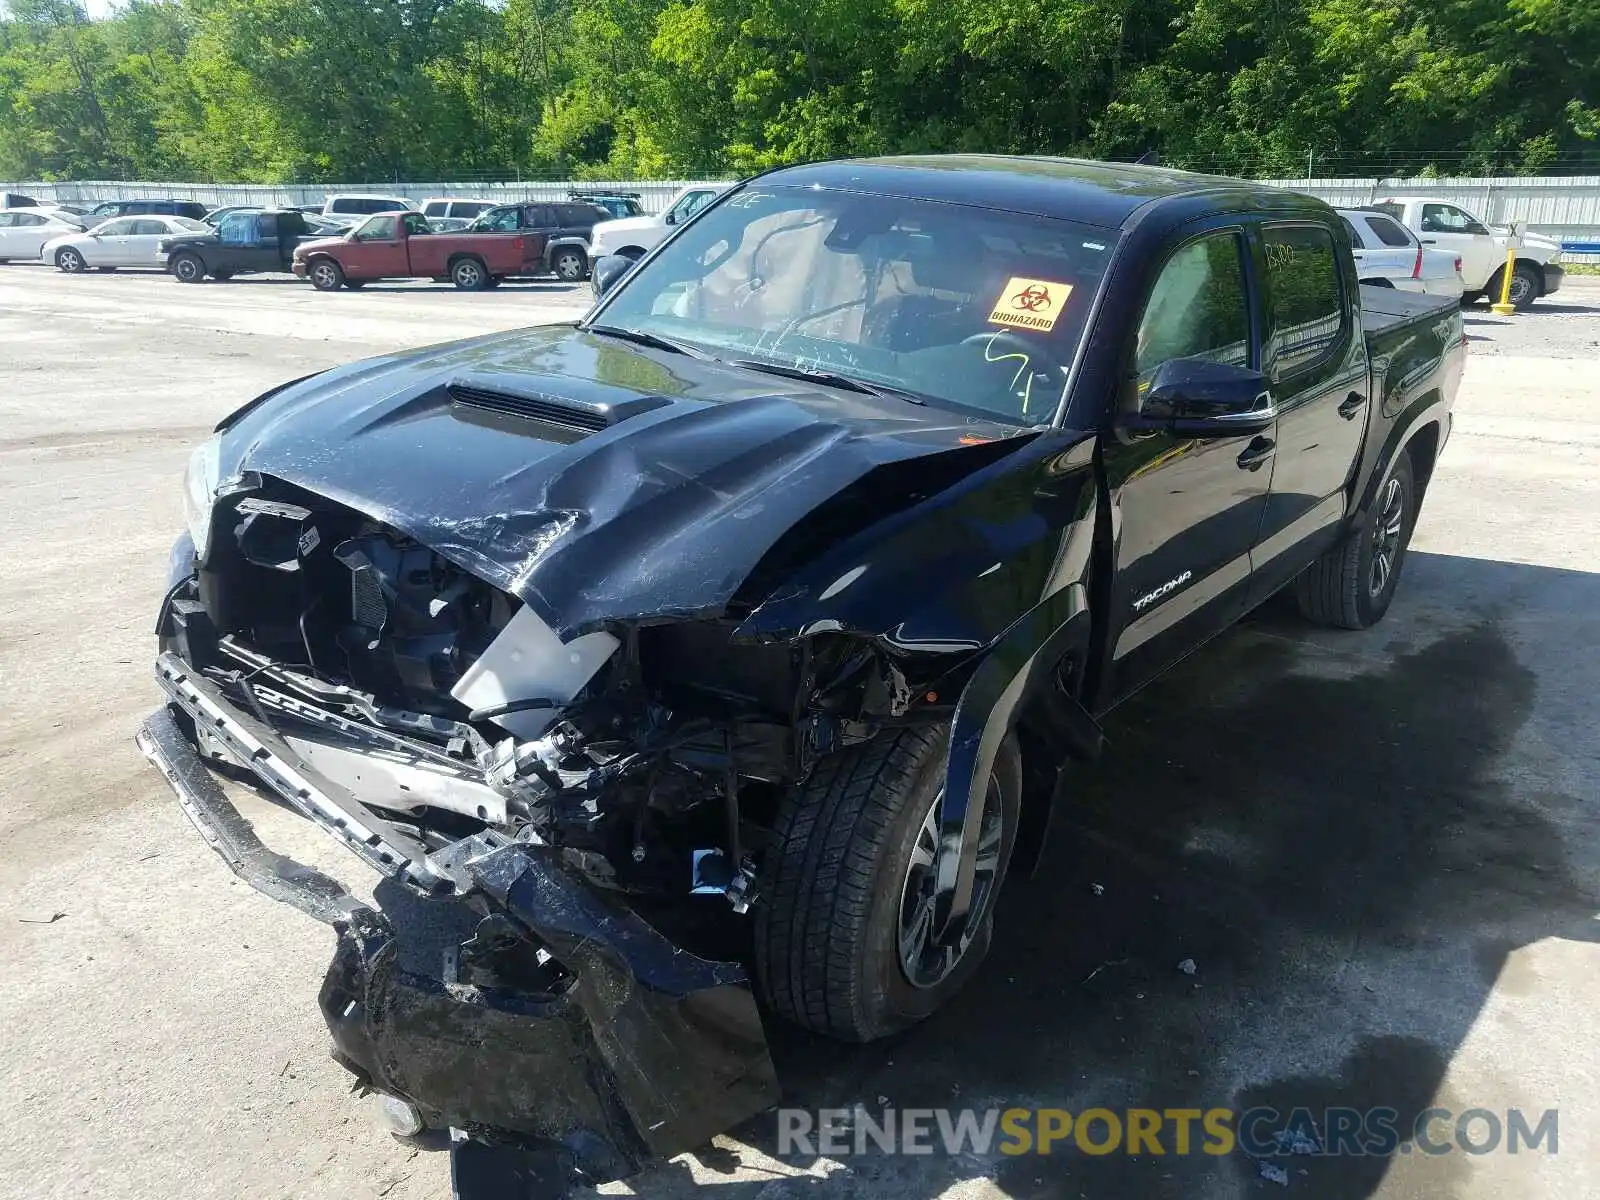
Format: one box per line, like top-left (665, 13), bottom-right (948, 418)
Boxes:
top-left (1420, 204), bottom-right (1489, 236)
top-left (356, 215), bottom-right (399, 241)
top-left (1262, 224), bottom-right (1345, 376)
top-left (667, 190), bottom-right (716, 223)
top-left (218, 212), bottom-right (253, 244)
top-left (1133, 231), bottom-right (1251, 385)
top-left (402, 213), bottom-right (431, 235)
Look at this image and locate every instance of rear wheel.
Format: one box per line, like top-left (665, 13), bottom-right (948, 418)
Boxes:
top-left (1295, 452), bottom-right (1416, 629)
top-left (171, 253), bottom-right (205, 283)
top-left (308, 257), bottom-right (344, 291)
top-left (451, 257), bottom-right (489, 290)
top-left (552, 246), bottom-right (588, 281)
top-left (754, 726), bottom-right (1020, 1042)
top-left (55, 247), bottom-right (86, 273)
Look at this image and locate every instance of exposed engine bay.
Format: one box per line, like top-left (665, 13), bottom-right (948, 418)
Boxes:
top-left (167, 477), bottom-right (922, 912)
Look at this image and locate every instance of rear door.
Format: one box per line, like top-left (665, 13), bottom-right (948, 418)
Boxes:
top-left (127, 219), bottom-right (175, 267)
top-left (1100, 222), bottom-right (1272, 703)
top-left (1246, 220), bottom-right (1370, 604)
top-left (0, 212), bottom-right (52, 257)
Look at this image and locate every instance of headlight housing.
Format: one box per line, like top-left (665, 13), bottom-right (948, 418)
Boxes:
top-left (182, 435), bottom-right (222, 560)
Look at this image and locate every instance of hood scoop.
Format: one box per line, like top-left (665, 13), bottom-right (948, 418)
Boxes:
top-left (447, 375), bottom-right (671, 443)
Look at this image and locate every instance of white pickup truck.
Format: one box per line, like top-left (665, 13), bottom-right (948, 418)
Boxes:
top-left (1372, 197), bottom-right (1565, 308)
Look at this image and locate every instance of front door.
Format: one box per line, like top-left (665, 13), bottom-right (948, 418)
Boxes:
top-left (344, 214), bottom-right (408, 278)
top-left (1415, 202), bottom-right (1498, 292)
top-left (88, 218), bottom-right (138, 264)
top-left (1246, 221), bottom-right (1369, 603)
top-left (1100, 224), bottom-right (1273, 705)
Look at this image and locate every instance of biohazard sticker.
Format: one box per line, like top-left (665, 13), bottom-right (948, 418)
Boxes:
top-left (988, 277), bottom-right (1071, 332)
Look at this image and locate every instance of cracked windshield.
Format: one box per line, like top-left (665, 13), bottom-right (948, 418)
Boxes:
top-left (593, 186), bottom-right (1115, 423)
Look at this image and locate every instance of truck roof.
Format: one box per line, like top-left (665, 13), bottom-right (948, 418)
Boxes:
top-left (761, 155), bottom-right (1308, 230)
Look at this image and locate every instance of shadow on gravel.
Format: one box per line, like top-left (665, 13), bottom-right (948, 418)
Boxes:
top-left (364, 552), bottom-right (1599, 1199)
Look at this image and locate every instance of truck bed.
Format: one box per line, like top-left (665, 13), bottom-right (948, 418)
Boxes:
top-left (1359, 282), bottom-right (1460, 335)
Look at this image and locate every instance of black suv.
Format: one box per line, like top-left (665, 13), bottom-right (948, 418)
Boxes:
top-left (86, 198), bottom-right (210, 223)
top-left (469, 200), bottom-right (609, 281)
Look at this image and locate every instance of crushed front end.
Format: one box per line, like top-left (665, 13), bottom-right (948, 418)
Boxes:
top-left (139, 476), bottom-right (800, 1187)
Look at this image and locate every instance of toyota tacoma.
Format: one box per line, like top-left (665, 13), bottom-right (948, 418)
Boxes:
top-left (138, 156), bottom-right (1463, 1194)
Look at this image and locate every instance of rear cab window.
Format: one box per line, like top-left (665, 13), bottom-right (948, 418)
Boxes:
top-left (1261, 224), bottom-right (1347, 376)
top-left (1365, 214), bottom-right (1415, 247)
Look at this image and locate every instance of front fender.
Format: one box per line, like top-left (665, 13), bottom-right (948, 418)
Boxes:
top-left (933, 581), bottom-right (1101, 934)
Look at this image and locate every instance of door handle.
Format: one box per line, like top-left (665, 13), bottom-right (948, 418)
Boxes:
top-left (1338, 392), bottom-right (1368, 420)
top-left (1236, 436), bottom-right (1276, 472)
top-left (1421, 238), bottom-right (1437, 244)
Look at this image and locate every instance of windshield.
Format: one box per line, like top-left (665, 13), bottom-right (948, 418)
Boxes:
top-left (591, 185), bottom-right (1114, 423)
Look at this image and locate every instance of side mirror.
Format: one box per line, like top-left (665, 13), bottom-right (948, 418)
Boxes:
top-left (664, 212), bottom-right (677, 226)
top-left (1118, 359), bottom-right (1276, 438)
top-left (591, 253), bottom-right (633, 299)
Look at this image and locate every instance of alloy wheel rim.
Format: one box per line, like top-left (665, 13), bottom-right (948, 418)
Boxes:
top-left (1369, 476), bottom-right (1405, 597)
top-left (897, 780), bottom-right (1004, 990)
top-left (458, 263), bottom-right (482, 286)
top-left (177, 259), bottom-right (198, 281)
top-left (558, 253), bottom-right (582, 279)
top-left (61, 250), bottom-right (80, 270)
top-left (312, 263), bottom-right (336, 288)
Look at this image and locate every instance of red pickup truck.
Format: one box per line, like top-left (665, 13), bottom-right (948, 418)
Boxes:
top-left (290, 211), bottom-right (546, 291)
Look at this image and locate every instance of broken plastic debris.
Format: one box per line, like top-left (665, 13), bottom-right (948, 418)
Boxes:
top-left (1259, 1161), bottom-right (1290, 1186)
top-left (1177, 958), bottom-right (1197, 976)
top-left (1091, 883), bottom-right (1105, 896)
top-left (1275, 1127), bottom-right (1322, 1155)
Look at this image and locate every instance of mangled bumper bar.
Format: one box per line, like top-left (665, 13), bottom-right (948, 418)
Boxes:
top-left (135, 656), bottom-right (779, 1187)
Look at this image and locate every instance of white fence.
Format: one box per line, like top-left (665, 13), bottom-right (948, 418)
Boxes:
top-left (1260, 176), bottom-right (1600, 247)
top-left (9, 172), bottom-right (1600, 246)
top-left (3, 179), bottom-right (724, 217)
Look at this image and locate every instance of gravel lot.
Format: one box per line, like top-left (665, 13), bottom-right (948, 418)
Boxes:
top-left (1, 266), bottom-right (1596, 1200)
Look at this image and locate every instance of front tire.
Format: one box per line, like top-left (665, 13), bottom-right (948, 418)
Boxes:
top-left (1295, 452), bottom-right (1416, 629)
top-left (171, 253), bottom-right (205, 283)
top-left (754, 726), bottom-right (1020, 1042)
top-left (307, 257), bottom-right (344, 291)
top-left (56, 247), bottom-right (86, 273)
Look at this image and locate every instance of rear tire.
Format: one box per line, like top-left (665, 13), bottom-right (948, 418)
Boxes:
top-left (451, 257), bottom-right (489, 290)
top-left (754, 726), bottom-right (1020, 1042)
top-left (307, 257), bottom-right (344, 291)
top-left (1295, 452), bottom-right (1416, 630)
top-left (171, 253), bottom-right (205, 283)
top-left (552, 246), bottom-right (588, 282)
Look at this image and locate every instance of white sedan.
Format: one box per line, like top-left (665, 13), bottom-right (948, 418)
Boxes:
top-left (0, 208), bottom-right (87, 262)
top-left (42, 215), bottom-right (211, 273)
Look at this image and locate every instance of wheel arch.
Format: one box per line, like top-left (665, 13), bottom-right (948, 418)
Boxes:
top-left (1405, 419), bottom-right (1443, 497)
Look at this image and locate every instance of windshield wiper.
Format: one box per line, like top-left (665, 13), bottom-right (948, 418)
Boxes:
top-left (727, 358), bottom-right (925, 405)
top-left (586, 324), bottom-right (712, 360)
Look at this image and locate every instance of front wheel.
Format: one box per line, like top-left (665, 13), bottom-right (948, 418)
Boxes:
top-left (1295, 452), bottom-right (1416, 629)
top-left (307, 257), bottom-right (344, 291)
top-left (171, 253), bottom-right (205, 283)
top-left (55, 247), bottom-right (86, 273)
top-left (754, 726), bottom-right (1020, 1042)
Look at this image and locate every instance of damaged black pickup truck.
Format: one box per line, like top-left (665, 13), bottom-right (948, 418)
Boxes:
top-left (138, 156), bottom-right (1463, 1193)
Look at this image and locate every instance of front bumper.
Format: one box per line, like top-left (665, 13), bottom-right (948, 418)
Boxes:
top-left (291, 261), bottom-right (308, 277)
top-left (136, 655), bottom-right (779, 1187)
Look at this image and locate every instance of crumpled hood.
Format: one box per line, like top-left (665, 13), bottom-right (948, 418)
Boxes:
top-left (591, 215), bottom-right (656, 239)
top-left (216, 325), bottom-right (1030, 637)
